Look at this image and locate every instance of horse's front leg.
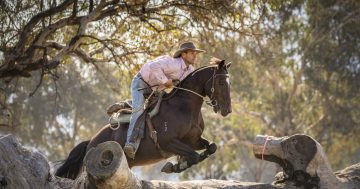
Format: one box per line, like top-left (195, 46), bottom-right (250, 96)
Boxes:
top-left (160, 139), bottom-right (200, 173)
top-left (195, 137), bottom-right (217, 162)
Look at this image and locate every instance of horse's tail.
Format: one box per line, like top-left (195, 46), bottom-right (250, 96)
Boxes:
top-left (55, 140), bottom-right (90, 180)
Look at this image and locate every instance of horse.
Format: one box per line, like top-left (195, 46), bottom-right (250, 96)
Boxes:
top-left (55, 60), bottom-right (232, 179)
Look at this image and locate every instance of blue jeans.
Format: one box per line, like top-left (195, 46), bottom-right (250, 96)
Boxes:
top-left (127, 73), bottom-right (148, 143)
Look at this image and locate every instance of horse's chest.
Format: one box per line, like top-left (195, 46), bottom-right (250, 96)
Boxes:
top-left (178, 119), bottom-right (202, 138)
top-left (184, 124), bottom-right (202, 138)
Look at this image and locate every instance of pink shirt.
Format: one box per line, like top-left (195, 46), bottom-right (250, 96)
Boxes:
top-left (140, 55), bottom-right (194, 91)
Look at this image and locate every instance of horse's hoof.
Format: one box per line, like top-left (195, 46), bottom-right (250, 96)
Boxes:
top-left (161, 162), bottom-right (173, 173)
top-left (208, 143), bottom-right (217, 154)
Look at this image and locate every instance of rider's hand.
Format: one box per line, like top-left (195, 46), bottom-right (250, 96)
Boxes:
top-left (173, 79), bottom-right (180, 86)
top-left (164, 80), bottom-right (173, 88)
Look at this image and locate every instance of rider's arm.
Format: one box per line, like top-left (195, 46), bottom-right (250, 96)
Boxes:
top-left (149, 55), bottom-right (173, 85)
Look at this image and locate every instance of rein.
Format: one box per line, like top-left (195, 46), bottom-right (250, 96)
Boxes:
top-left (172, 86), bottom-right (214, 106)
top-left (164, 67), bottom-right (228, 107)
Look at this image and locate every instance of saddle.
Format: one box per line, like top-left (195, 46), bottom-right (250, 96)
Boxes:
top-left (106, 93), bottom-right (164, 151)
top-left (106, 93), bottom-right (162, 126)
top-left (106, 100), bottom-right (133, 125)
top-left (107, 80), bottom-right (178, 124)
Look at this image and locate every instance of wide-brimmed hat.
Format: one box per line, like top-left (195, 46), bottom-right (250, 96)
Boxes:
top-left (173, 42), bottom-right (205, 58)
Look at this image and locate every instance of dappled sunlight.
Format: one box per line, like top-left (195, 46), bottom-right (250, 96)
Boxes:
top-left (0, 0), bottom-right (359, 186)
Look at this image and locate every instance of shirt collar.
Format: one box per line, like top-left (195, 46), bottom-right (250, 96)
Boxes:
top-left (178, 57), bottom-right (192, 70)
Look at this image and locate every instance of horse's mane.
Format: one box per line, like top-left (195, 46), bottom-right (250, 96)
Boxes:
top-left (162, 65), bottom-right (217, 100)
top-left (180, 65), bottom-right (217, 84)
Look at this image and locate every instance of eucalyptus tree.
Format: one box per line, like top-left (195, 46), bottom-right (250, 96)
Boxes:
top-left (0, 0), bottom-right (255, 159)
top-left (180, 0), bottom-right (360, 181)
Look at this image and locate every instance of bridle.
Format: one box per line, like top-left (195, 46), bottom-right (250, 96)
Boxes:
top-left (172, 67), bottom-right (229, 107)
top-left (204, 67), bottom-right (229, 107)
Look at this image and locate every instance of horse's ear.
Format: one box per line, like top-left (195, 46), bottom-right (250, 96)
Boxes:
top-left (226, 62), bottom-right (231, 69)
top-left (218, 60), bottom-right (225, 69)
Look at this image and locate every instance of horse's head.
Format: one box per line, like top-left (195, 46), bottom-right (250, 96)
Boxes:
top-left (204, 60), bottom-right (232, 116)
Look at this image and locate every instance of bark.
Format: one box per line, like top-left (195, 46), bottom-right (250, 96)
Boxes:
top-left (74, 141), bottom-right (281, 189)
top-left (0, 134), bottom-right (280, 189)
top-left (0, 134), bottom-right (73, 189)
top-left (1, 134), bottom-right (358, 189)
top-left (79, 141), bottom-right (141, 189)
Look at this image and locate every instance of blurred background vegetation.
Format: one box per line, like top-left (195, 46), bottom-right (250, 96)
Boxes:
top-left (0, 0), bottom-right (359, 182)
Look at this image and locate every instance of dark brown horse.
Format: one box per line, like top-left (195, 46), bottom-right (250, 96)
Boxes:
top-left (55, 60), bottom-right (232, 179)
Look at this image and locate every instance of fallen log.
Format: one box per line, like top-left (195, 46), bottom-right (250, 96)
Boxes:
top-left (79, 141), bottom-right (142, 189)
top-left (0, 134), bottom-right (279, 189)
top-left (76, 141), bottom-right (278, 189)
top-left (253, 134), bottom-right (360, 189)
top-left (0, 134), bottom-right (73, 189)
top-left (1, 134), bottom-right (359, 189)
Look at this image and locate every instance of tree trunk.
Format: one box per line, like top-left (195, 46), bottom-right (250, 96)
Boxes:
top-left (78, 141), bottom-right (142, 189)
top-left (0, 134), bottom-right (74, 189)
top-left (74, 141), bottom-right (279, 189)
top-left (0, 134), bottom-right (313, 189)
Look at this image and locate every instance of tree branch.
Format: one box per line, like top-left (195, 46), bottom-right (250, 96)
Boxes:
top-left (242, 108), bottom-right (275, 131)
top-left (73, 48), bottom-right (109, 63)
top-left (14, 0), bottom-right (75, 56)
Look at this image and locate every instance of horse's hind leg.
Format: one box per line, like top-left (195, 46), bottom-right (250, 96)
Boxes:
top-left (161, 139), bottom-right (200, 173)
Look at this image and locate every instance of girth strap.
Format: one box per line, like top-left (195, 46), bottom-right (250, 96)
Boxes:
top-left (145, 116), bottom-right (171, 158)
top-left (146, 92), bottom-right (172, 158)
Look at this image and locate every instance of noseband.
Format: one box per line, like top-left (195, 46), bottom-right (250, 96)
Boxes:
top-left (204, 68), bottom-right (229, 107)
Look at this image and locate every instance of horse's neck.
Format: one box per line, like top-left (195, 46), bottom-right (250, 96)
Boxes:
top-left (177, 74), bottom-right (208, 103)
top-left (171, 88), bottom-right (204, 109)
top-left (180, 68), bottom-right (211, 96)
top-left (166, 71), bottom-right (209, 112)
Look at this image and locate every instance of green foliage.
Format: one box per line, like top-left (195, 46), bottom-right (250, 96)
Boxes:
top-left (179, 0), bottom-right (360, 181)
top-left (0, 62), bottom-right (126, 160)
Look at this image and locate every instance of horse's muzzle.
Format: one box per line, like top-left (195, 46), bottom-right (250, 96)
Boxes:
top-left (221, 109), bottom-right (231, 116)
top-left (218, 105), bottom-right (231, 117)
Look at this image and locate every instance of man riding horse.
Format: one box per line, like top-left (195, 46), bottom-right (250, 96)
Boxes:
top-left (124, 42), bottom-right (205, 158)
top-left (55, 42), bottom-right (232, 179)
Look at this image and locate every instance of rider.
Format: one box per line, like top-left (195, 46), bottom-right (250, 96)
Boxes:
top-left (124, 42), bottom-right (205, 158)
